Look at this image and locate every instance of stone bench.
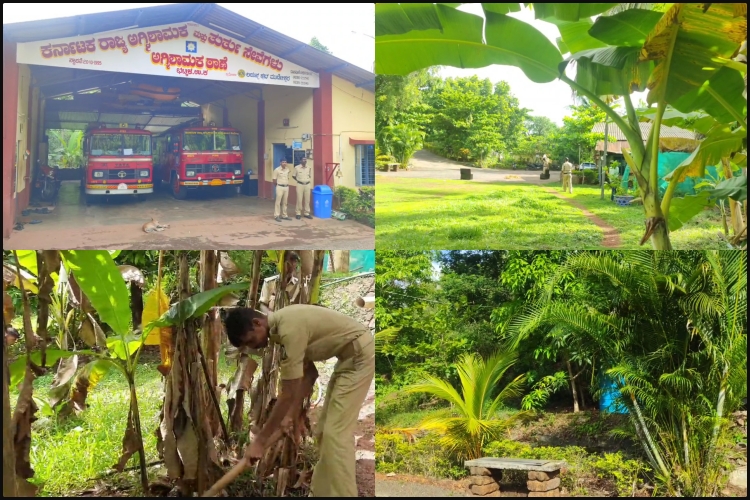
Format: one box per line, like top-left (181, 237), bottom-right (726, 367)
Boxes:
top-left (464, 458), bottom-right (567, 498)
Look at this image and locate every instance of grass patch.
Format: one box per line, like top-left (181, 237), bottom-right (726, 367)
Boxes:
top-left (376, 177), bottom-right (602, 249)
top-left (9, 349), bottom-right (241, 496)
top-left (376, 176), bottom-right (729, 249)
top-left (555, 186), bottom-right (729, 249)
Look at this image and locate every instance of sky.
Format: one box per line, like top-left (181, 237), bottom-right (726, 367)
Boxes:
top-left (2, 3), bottom-right (374, 72)
top-left (439, 5), bottom-right (648, 125)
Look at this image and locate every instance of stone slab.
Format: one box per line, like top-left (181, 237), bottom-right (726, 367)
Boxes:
top-left (465, 458), bottom-right (567, 472)
top-left (527, 478), bottom-right (560, 492)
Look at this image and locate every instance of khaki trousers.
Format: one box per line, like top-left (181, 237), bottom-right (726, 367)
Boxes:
top-left (562, 173), bottom-right (573, 193)
top-left (274, 185), bottom-right (288, 218)
top-left (296, 183), bottom-right (312, 216)
top-left (310, 333), bottom-right (375, 497)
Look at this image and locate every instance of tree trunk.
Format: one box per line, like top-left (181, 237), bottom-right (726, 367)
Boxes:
top-left (721, 158), bottom-right (745, 237)
top-left (566, 357), bottom-right (580, 413)
top-left (200, 251), bottom-right (221, 437)
top-left (3, 315), bottom-right (18, 497)
top-left (157, 252), bottom-right (220, 496)
top-left (332, 250), bottom-right (350, 273)
top-left (578, 377), bottom-right (587, 410)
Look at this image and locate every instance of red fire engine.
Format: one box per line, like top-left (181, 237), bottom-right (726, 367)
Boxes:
top-left (154, 123), bottom-right (243, 199)
top-left (82, 126), bottom-right (153, 203)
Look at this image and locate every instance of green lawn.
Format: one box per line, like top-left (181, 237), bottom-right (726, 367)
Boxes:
top-left (376, 176), bottom-right (728, 249)
top-left (9, 350), bottom-right (238, 496)
top-left (555, 185), bottom-right (729, 250)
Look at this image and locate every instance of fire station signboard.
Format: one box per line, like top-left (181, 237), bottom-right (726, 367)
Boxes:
top-left (16, 22), bottom-right (320, 89)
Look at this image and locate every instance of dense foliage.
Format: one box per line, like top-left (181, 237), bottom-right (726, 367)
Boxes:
top-left (376, 250), bottom-right (747, 495)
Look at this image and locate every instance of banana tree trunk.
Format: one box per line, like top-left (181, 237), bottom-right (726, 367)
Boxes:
top-left (157, 252), bottom-right (220, 496)
top-left (36, 251), bottom-right (60, 366)
top-left (3, 316), bottom-right (18, 497)
top-left (200, 250), bottom-right (221, 437)
top-left (721, 158), bottom-right (745, 237)
top-left (332, 250), bottom-right (350, 273)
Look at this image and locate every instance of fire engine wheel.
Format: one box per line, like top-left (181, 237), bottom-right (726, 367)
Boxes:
top-left (171, 174), bottom-right (188, 200)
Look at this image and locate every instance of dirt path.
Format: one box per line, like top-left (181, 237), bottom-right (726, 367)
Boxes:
top-left (544, 188), bottom-right (621, 248)
top-left (383, 150), bottom-right (556, 185)
top-left (376, 474), bottom-right (469, 497)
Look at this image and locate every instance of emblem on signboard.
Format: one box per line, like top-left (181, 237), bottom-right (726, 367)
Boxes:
top-left (238, 69), bottom-right (245, 78)
top-left (211, 164), bottom-right (220, 172)
top-left (117, 171), bottom-right (127, 178)
top-left (186, 41), bottom-right (197, 54)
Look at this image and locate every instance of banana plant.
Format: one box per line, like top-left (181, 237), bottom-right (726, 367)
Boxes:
top-left (376, 3), bottom-right (747, 249)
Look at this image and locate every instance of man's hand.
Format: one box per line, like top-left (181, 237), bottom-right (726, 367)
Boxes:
top-left (244, 438), bottom-right (266, 462)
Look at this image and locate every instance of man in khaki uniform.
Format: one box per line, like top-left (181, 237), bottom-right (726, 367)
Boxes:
top-left (561, 157), bottom-right (574, 194)
top-left (272, 159), bottom-right (292, 222)
top-left (293, 158), bottom-right (313, 220)
top-left (223, 305), bottom-right (375, 497)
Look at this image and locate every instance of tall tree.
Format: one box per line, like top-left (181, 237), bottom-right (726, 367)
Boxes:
top-left (309, 37), bottom-right (331, 54)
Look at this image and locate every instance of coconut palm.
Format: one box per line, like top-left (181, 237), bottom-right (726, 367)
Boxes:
top-left (405, 349), bottom-right (526, 461)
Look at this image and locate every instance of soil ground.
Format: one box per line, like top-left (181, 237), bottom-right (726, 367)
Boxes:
top-left (5, 181), bottom-right (373, 250)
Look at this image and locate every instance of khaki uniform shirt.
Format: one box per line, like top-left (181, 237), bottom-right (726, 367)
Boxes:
top-left (294, 164), bottom-right (312, 184)
top-left (562, 161), bottom-right (573, 174)
top-left (272, 166), bottom-right (291, 185)
top-left (268, 304), bottom-right (367, 380)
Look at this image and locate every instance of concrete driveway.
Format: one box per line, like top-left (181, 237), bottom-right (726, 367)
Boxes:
top-left (4, 181), bottom-right (373, 250)
top-left (380, 150), bottom-right (560, 185)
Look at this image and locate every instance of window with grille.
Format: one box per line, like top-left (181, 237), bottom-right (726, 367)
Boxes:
top-left (355, 144), bottom-right (375, 186)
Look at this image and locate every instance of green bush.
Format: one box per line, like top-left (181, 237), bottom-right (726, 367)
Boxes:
top-left (375, 431), bottom-right (467, 479)
top-left (582, 169), bottom-right (598, 185)
top-left (483, 439), bottom-right (648, 496)
top-left (335, 186), bottom-right (374, 227)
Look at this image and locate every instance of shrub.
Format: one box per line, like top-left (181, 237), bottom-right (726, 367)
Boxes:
top-left (376, 153), bottom-right (396, 172)
top-left (582, 169), bottom-right (598, 185)
top-left (482, 439), bottom-right (648, 496)
top-left (335, 186), bottom-right (374, 227)
top-left (375, 431), bottom-right (467, 479)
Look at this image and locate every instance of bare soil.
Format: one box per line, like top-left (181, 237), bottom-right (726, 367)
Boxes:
top-left (544, 188), bottom-right (621, 248)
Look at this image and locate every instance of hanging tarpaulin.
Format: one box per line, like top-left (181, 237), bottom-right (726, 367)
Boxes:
top-left (658, 152), bottom-right (720, 197)
top-left (16, 22), bottom-right (320, 89)
top-left (323, 250), bottom-right (375, 273)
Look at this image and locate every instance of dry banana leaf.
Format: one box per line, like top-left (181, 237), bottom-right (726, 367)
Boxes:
top-left (12, 369), bottom-right (38, 482)
top-left (114, 407), bottom-right (140, 471)
top-left (48, 355), bottom-right (78, 410)
top-left (69, 359), bottom-right (112, 413)
top-left (79, 313), bottom-right (107, 348)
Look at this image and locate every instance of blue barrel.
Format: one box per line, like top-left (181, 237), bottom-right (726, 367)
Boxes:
top-left (599, 375), bottom-right (629, 414)
top-left (312, 185), bottom-right (333, 219)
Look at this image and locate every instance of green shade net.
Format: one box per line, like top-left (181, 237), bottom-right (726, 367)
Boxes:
top-left (323, 250), bottom-right (375, 273)
top-left (621, 152), bottom-right (721, 197)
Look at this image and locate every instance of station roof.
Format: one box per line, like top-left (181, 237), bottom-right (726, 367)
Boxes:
top-left (592, 122), bottom-right (701, 154)
top-left (2, 3), bottom-right (374, 92)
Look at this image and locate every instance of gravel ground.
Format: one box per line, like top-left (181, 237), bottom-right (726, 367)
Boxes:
top-left (375, 475), bottom-right (468, 497)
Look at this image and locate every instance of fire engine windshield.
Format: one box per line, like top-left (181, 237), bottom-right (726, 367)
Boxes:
top-left (90, 134), bottom-right (151, 156)
top-left (183, 131), bottom-right (241, 151)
